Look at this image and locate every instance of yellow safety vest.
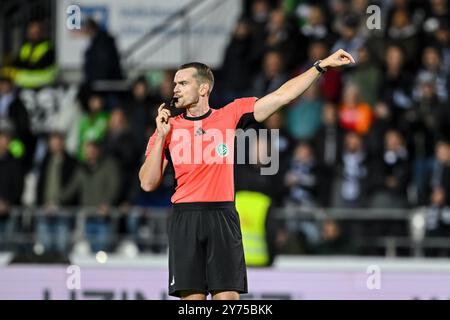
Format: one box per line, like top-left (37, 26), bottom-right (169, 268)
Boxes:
top-left (235, 191), bottom-right (272, 267)
top-left (14, 41), bottom-right (57, 88)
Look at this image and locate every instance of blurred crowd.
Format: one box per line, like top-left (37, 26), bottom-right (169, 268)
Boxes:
top-left (0, 0), bottom-right (450, 256)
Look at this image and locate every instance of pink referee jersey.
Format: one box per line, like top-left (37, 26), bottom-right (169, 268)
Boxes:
top-left (145, 97), bottom-right (257, 203)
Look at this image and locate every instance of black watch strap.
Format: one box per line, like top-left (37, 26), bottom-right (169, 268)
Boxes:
top-left (314, 60), bottom-right (327, 74)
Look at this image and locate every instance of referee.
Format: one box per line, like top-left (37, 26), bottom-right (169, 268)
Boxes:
top-left (139, 49), bottom-right (355, 300)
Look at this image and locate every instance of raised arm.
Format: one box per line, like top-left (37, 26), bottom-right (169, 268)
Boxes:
top-left (139, 104), bottom-right (171, 192)
top-left (253, 49), bottom-right (355, 123)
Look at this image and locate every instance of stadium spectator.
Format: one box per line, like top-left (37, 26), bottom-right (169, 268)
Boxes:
top-left (313, 103), bottom-right (344, 207)
top-left (348, 0), bottom-right (370, 26)
top-left (300, 4), bottom-right (334, 45)
top-left (35, 131), bottom-right (78, 254)
top-left (338, 82), bottom-right (373, 135)
top-left (82, 18), bottom-right (123, 86)
top-left (250, 50), bottom-right (289, 98)
top-left (77, 93), bottom-right (109, 161)
top-left (431, 19), bottom-right (450, 73)
top-left (235, 137), bottom-right (279, 266)
top-left (366, 101), bottom-right (394, 158)
top-left (246, 0), bottom-right (272, 73)
top-left (219, 18), bottom-right (253, 105)
top-left (0, 120), bottom-right (24, 249)
top-left (424, 187), bottom-right (450, 257)
top-left (124, 76), bottom-right (159, 152)
top-left (0, 76), bottom-right (35, 171)
top-left (385, 8), bottom-right (419, 68)
top-left (424, 139), bottom-right (450, 256)
top-left (413, 46), bottom-right (448, 103)
top-left (328, 0), bottom-right (352, 35)
top-left (314, 218), bottom-right (346, 255)
top-left (369, 129), bottom-right (410, 208)
top-left (401, 72), bottom-right (449, 205)
top-left (285, 83), bottom-right (323, 140)
top-left (348, 46), bottom-right (382, 107)
top-left (385, 0), bottom-right (421, 34)
top-left (12, 21), bottom-right (57, 89)
top-left (103, 108), bottom-right (140, 206)
top-left (331, 14), bottom-right (365, 64)
top-left (103, 108), bottom-right (142, 250)
top-left (422, 0), bottom-right (450, 38)
top-left (332, 131), bottom-right (369, 208)
top-left (379, 45), bottom-right (414, 125)
top-left (284, 141), bottom-right (318, 207)
top-left (60, 140), bottom-right (120, 252)
top-left (264, 8), bottom-right (304, 70)
top-left (284, 140), bottom-right (321, 253)
top-left (426, 140), bottom-right (450, 208)
top-left (297, 41), bottom-right (342, 103)
top-left (262, 111), bottom-right (294, 206)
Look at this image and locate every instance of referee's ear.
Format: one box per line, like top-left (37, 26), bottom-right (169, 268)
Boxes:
top-left (199, 83), bottom-right (210, 96)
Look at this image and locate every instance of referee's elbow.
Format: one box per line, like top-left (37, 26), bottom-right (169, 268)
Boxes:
top-left (140, 180), bottom-right (156, 192)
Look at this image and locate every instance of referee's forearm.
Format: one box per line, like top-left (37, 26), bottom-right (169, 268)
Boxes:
top-left (254, 66), bottom-right (321, 122)
top-left (276, 66), bottom-right (321, 106)
top-left (139, 137), bottom-right (165, 192)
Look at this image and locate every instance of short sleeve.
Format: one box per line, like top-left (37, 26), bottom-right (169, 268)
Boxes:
top-left (145, 130), bottom-right (169, 160)
top-left (223, 97), bottom-right (258, 127)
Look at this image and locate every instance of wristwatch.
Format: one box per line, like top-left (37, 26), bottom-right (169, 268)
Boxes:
top-left (313, 60), bottom-right (327, 74)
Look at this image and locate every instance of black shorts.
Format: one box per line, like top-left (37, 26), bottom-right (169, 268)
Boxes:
top-left (167, 202), bottom-right (247, 297)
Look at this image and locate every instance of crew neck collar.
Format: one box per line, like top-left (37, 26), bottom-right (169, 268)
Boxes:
top-left (183, 108), bottom-right (212, 121)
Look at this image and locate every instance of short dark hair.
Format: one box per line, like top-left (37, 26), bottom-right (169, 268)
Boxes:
top-left (48, 130), bottom-right (66, 140)
top-left (178, 62), bottom-right (214, 93)
top-left (437, 138), bottom-right (450, 147)
top-left (83, 17), bottom-right (100, 33)
top-left (0, 119), bottom-right (15, 137)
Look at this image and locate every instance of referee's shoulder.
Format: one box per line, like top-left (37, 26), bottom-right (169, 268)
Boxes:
top-left (170, 113), bottom-right (185, 123)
